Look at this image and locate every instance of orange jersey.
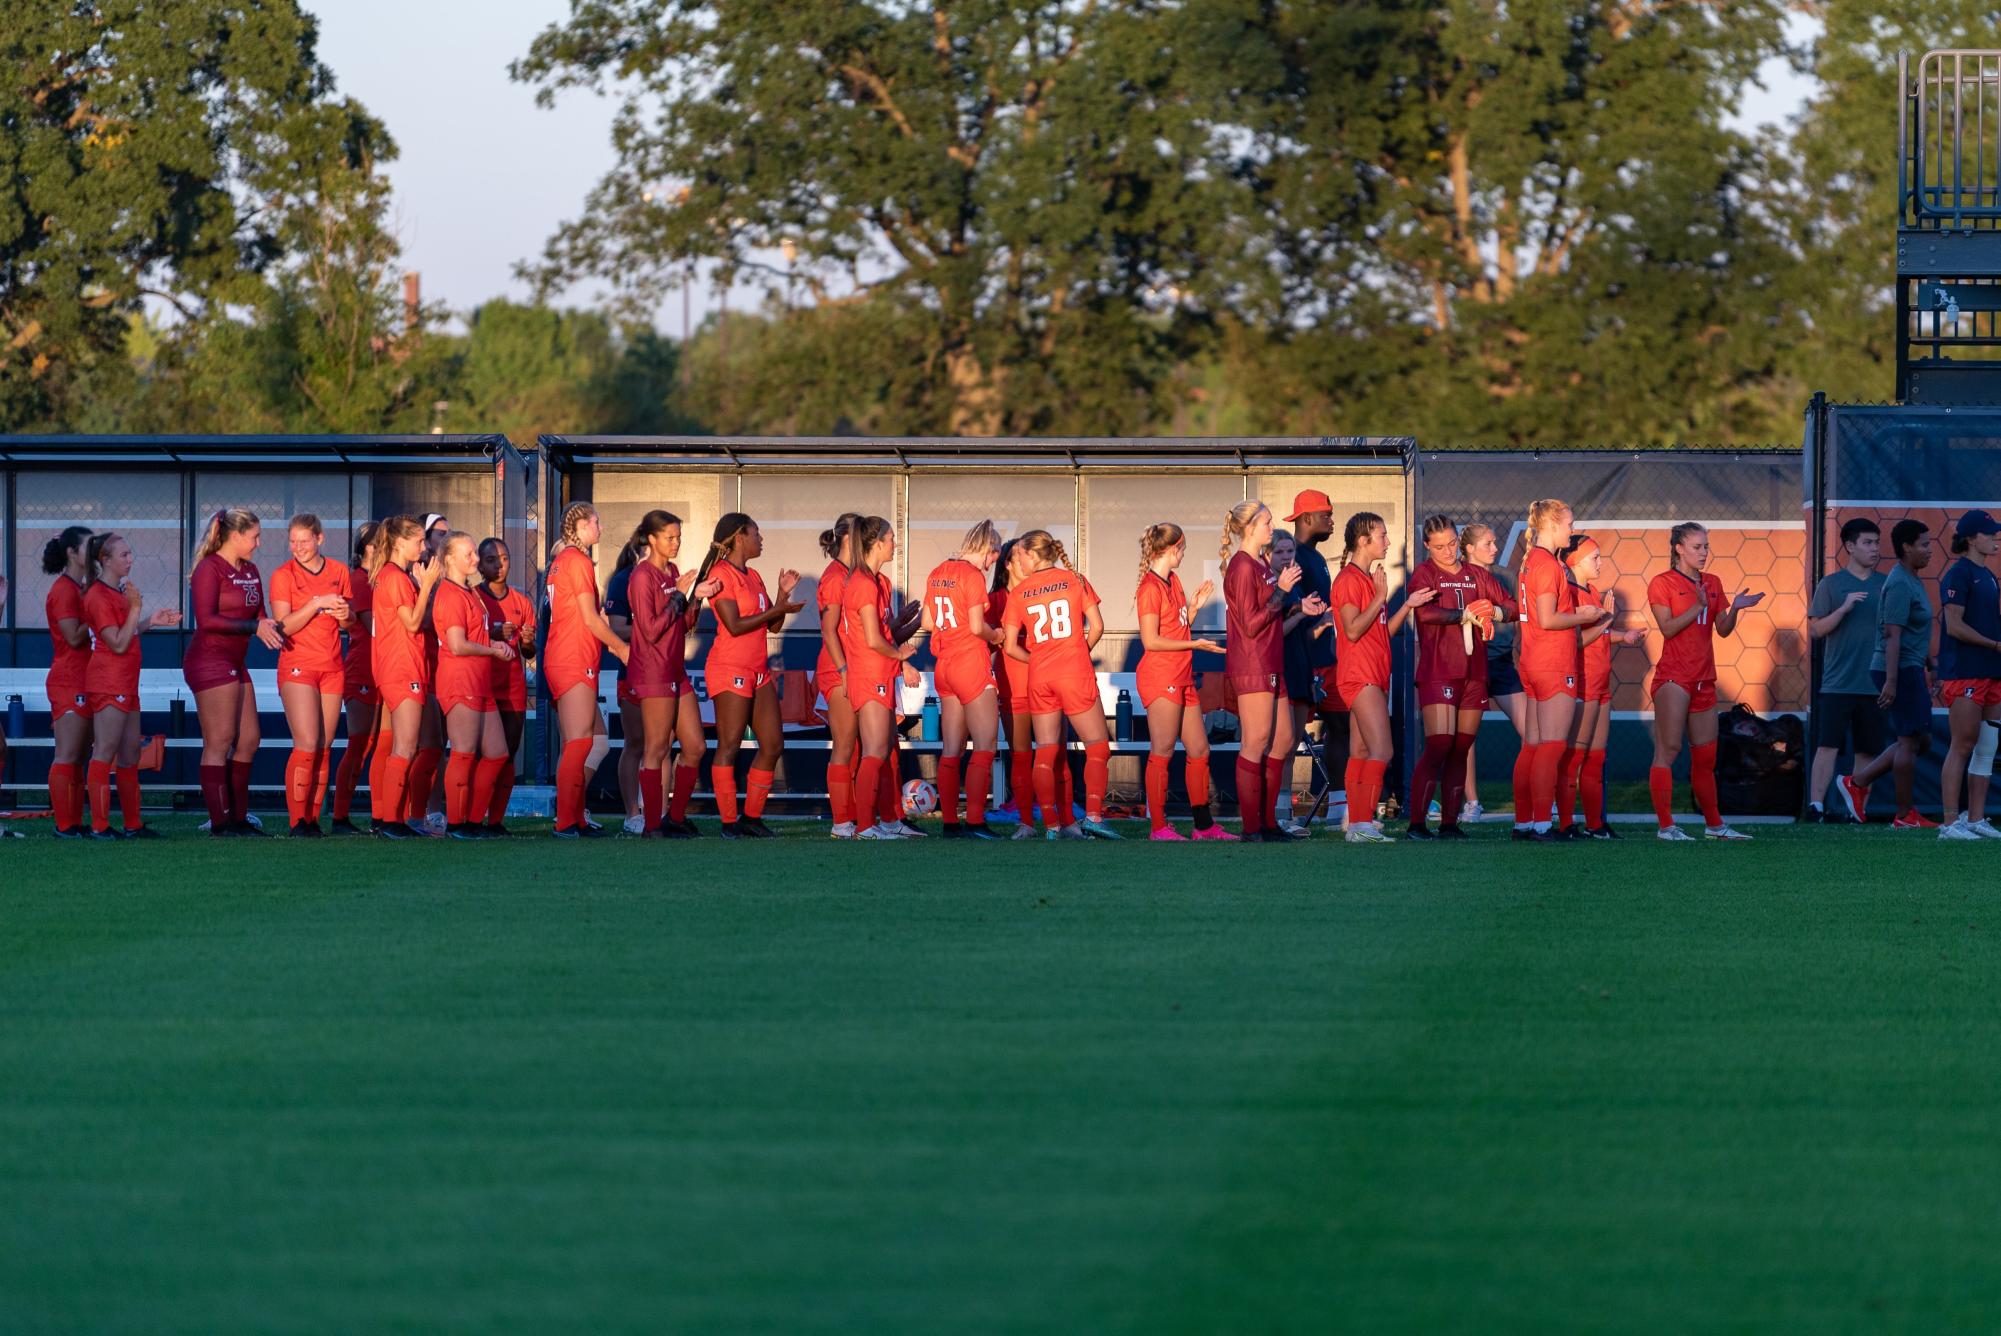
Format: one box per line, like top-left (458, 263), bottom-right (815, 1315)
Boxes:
top-left (840, 565), bottom-right (897, 681)
top-left (707, 560), bottom-right (773, 674)
top-left (1518, 547), bottom-right (1579, 677)
top-left (1136, 570), bottom-right (1193, 680)
top-left (925, 558), bottom-right (991, 672)
top-left (345, 566), bottom-right (373, 681)
top-left (1005, 567), bottom-right (1098, 684)
top-left (45, 574), bottom-right (91, 693)
top-left (433, 580), bottom-right (494, 702)
top-left (478, 583), bottom-right (534, 699)
top-left (542, 546), bottom-right (602, 688)
top-left (371, 564), bottom-right (430, 694)
top-left (82, 580), bottom-right (141, 695)
top-left (1332, 562), bottom-right (1390, 692)
top-left (270, 556), bottom-right (353, 678)
top-left (815, 561), bottom-right (849, 680)
top-left (1649, 567), bottom-right (1726, 683)
top-left (988, 588), bottom-right (1023, 701)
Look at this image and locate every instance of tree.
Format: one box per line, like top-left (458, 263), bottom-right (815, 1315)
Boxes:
top-left (0, 1), bottom-right (393, 429)
top-left (512, 1), bottom-right (1257, 434)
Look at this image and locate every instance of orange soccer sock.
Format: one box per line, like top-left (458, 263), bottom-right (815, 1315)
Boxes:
top-left (404, 747), bottom-right (441, 824)
top-left (1342, 758), bottom-right (1361, 821)
top-left (485, 759), bottom-right (516, 825)
top-left (826, 760), bottom-right (854, 826)
top-left (966, 750), bottom-right (994, 826)
top-left (380, 755), bottom-right (411, 827)
top-left (1360, 758), bottom-right (1389, 827)
top-left (745, 768), bottom-right (774, 820)
top-left (937, 754), bottom-right (963, 827)
top-left (1145, 755), bottom-right (1172, 831)
top-left (556, 738), bottom-right (592, 830)
top-left (367, 726), bottom-right (393, 821)
top-left (1556, 745), bottom-right (1587, 829)
top-left (47, 763), bottom-right (77, 831)
top-left (1649, 764), bottom-right (1675, 829)
top-left (639, 767), bottom-right (664, 832)
top-left (713, 765), bottom-right (739, 824)
top-left (285, 750), bottom-right (316, 826)
top-left (1085, 741), bottom-right (1111, 822)
top-left (87, 760), bottom-right (112, 833)
top-left (471, 756), bottom-right (506, 826)
top-left (1528, 740), bottom-right (1565, 829)
top-left (309, 748), bottom-right (333, 822)
top-left (1512, 744), bottom-right (1535, 825)
top-left (669, 762), bottom-right (698, 824)
top-left (1583, 748), bottom-right (1609, 829)
top-left (1033, 745), bottom-right (1061, 825)
top-left (878, 760), bottom-right (902, 826)
top-left (854, 756), bottom-right (884, 827)
top-left (1011, 751), bottom-right (1036, 821)
top-left (1691, 741), bottom-right (1722, 827)
top-left (444, 751), bottom-right (476, 825)
top-left (116, 765), bottom-right (142, 831)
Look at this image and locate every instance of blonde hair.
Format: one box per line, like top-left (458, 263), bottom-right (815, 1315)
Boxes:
top-left (1459, 522), bottom-right (1494, 562)
top-left (1526, 499), bottom-right (1571, 549)
top-left (1015, 529), bottom-right (1076, 573)
top-left (1219, 501), bottom-right (1269, 561)
top-left (1139, 522), bottom-right (1184, 585)
top-left (956, 519), bottom-right (1002, 562)
top-left (442, 531), bottom-right (477, 581)
top-left (366, 516), bottom-right (422, 580)
top-left (193, 508), bottom-right (259, 565)
top-left (558, 502), bottom-right (599, 553)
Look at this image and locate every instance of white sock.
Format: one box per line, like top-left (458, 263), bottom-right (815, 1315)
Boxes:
top-left (1533, 821), bottom-right (1550, 834)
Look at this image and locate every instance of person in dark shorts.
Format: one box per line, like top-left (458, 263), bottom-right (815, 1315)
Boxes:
top-left (1840, 519), bottom-right (1936, 827)
top-left (1806, 518), bottom-right (1887, 821)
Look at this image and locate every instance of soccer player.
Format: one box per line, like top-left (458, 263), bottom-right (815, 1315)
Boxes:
top-left (1459, 522), bottom-right (1525, 824)
top-left (1003, 529), bottom-right (1118, 839)
top-left (1135, 522), bottom-right (1227, 840)
top-left (817, 514), bottom-right (863, 837)
top-left (605, 533), bottom-right (646, 833)
top-left (476, 537), bottom-right (536, 836)
top-left (1841, 519), bottom-right (1936, 828)
top-left (626, 510), bottom-right (719, 837)
top-left (1929, 510), bottom-right (2001, 839)
top-left (367, 517), bottom-right (441, 839)
top-left (1222, 501), bottom-right (1324, 842)
top-left (412, 514), bottom-right (453, 832)
top-left (993, 540), bottom-right (1072, 838)
top-left (432, 534), bottom-right (517, 839)
top-left (1562, 536), bottom-right (1642, 838)
top-left (1509, 500), bottom-right (1608, 841)
top-left (923, 520), bottom-right (1007, 839)
top-left (547, 503), bottom-right (629, 838)
top-left (843, 516), bottom-right (919, 839)
top-left (1647, 521), bottom-right (1763, 841)
top-left (1405, 514), bottom-right (1515, 840)
top-left (42, 526), bottom-right (95, 838)
top-left (81, 533), bottom-right (179, 838)
top-left (269, 515), bottom-right (354, 837)
top-left (698, 512), bottom-right (803, 839)
top-left (1805, 518), bottom-right (1888, 823)
top-left (186, 509), bottom-right (284, 836)
top-left (330, 523), bottom-right (380, 835)
top-left (1331, 511), bottom-right (1425, 843)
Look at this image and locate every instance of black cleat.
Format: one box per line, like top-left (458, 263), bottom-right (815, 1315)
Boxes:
top-left (87, 828), bottom-right (122, 841)
top-left (328, 817), bottom-right (364, 836)
top-left (209, 825), bottom-right (239, 839)
top-left (1435, 825), bottom-right (1470, 841)
top-left (290, 821), bottom-right (321, 838)
top-left (1562, 823), bottom-right (1591, 841)
top-left (940, 824), bottom-right (965, 840)
top-left (660, 818), bottom-right (696, 839)
top-left (52, 825), bottom-right (85, 840)
top-left (482, 822), bottom-right (511, 838)
top-left (122, 825), bottom-right (164, 840)
top-left (1511, 827), bottom-right (1534, 842)
top-left (717, 822), bottom-right (742, 840)
top-left (375, 821), bottom-right (417, 840)
top-left (961, 824), bottom-right (1001, 841)
top-left (737, 816), bottom-right (777, 839)
top-left (447, 823), bottom-right (487, 840)
top-left (1404, 824), bottom-right (1438, 842)
top-left (230, 821), bottom-right (269, 838)
top-left (1588, 825), bottom-right (1620, 840)
top-left (551, 824), bottom-right (582, 840)
top-left (1528, 828), bottom-right (1560, 843)
top-left (577, 822), bottom-right (606, 839)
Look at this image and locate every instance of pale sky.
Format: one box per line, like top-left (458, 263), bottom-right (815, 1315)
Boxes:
top-left (310, 0), bottom-right (1820, 336)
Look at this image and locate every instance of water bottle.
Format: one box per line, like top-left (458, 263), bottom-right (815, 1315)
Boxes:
top-left (921, 695), bottom-right (941, 742)
top-left (5, 695), bottom-right (21, 739)
top-left (1114, 688), bottom-right (1133, 742)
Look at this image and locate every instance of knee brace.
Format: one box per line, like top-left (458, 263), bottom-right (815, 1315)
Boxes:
top-left (1972, 720), bottom-right (1999, 778)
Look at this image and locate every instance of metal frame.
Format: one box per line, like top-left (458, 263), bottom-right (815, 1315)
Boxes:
top-left (1897, 51), bottom-right (2001, 402)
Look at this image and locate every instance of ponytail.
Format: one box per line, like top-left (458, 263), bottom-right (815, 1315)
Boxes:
top-left (698, 512), bottom-right (755, 586)
top-left (820, 512), bottom-right (863, 563)
top-left (1015, 529), bottom-right (1075, 574)
top-left (1219, 501), bottom-right (1268, 561)
top-left (193, 508), bottom-right (259, 565)
top-left (1139, 522), bottom-right (1184, 588)
top-left (1340, 512), bottom-right (1385, 568)
top-left (41, 525), bottom-right (92, 576)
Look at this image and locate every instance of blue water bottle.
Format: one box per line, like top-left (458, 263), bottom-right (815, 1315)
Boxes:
top-left (1114, 688), bottom-right (1133, 742)
top-left (5, 694), bottom-right (21, 739)
top-left (921, 695), bottom-right (941, 742)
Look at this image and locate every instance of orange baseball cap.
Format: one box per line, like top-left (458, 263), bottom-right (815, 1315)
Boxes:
top-left (1284, 489), bottom-right (1333, 521)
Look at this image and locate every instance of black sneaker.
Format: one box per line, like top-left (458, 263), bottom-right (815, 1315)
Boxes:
top-left (447, 823), bottom-right (487, 841)
top-left (660, 818), bottom-right (696, 839)
top-left (1256, 827), bottom-right (1297, 844)
top-left (375, 821), bottom-right (416, 840)
top-left (551, 824), bottom-right (582, 840)
top-left (718, 822), bottom-right (742, 840)
top-left (962, 824), bottom-right (1001, 841)
top-left (52, 825), bottom-right (85, 840)
top-left (1436, 825), bottom-right (1470, 841)
top-left (1587, 825), bottom-right (1619, 840)
top-left (1562, 823), bottom-right (1591, 841)
top-left (1405, 824), bottom-right (1437, 842)
top-left (122, 825), bottom-right (164, 840)
top-left (87, 828), bottom-right (122, 841)
top-left (482, 822), bottom-right (511, 838)
top-left (328, 817), bottom-right (364, 836)
top-left (209, 825), bottom-right (239, 839)
top-left (230, 821), bottom-right (269, 838)
top-left (940, 824), bottom-right (965, 840)
top-left (737, 817), bottom-right (777, 839)
top-left (577, 822), bottom-right (606, 839)
top-left (1528, 828), bottom-right (1560, 843)
top-left (1511, 827), bottom-right (1534, 842)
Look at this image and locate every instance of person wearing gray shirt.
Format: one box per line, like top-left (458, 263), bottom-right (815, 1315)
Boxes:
top-left (1807, 518), bottom-right (1888, 821)
top-left (1839, 519), bottom-right (1939, 825)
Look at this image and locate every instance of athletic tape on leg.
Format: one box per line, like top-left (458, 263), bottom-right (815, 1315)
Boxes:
top-left (1973, 720), bottom-right (1999, 778)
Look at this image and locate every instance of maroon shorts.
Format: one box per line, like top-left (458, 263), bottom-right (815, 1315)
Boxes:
top-left (1229, 670), bottom-right (1282, 698)
top-left (630, 673), bottom-right (692, 701)
top-left (183, 661), bottom-right (247, 694)
top-left (1418, 675), bottom-right (1489, 711)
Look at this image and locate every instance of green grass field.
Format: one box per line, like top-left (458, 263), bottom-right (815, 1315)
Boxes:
top-left (5, 818), bottom-right (1999, 1333)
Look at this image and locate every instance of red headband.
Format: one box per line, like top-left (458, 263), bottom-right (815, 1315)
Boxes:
top-left (1564, 537), bottom-right (1599, 568)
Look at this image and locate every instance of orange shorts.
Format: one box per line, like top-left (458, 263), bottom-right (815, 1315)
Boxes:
top-left (1583, 665), bottom-right (1612, 704)
top-left (48, 684), bottom-right (90, 721)
top-left (546, 664), bottom-right (598, 700)
top-left (280, 665), bottom-right (344, 694)
top-left (1029, 673), bottom-right (1099, 718)
top-left (439, 692), bottom-right (495, 717)
top-left (87, 691), bottom-right (136, 715)
top-left (1135, 659), bottom-right (1193, 710)
top-left (934, 654), bottom-right (996, 705)
top-left (846, 672), bottom-right (898, 713)
top-left (1651, 675), bottom-right (1717, 713)
top-left (1941, 677), bottom-right (2001, 708)
top-left (709, 665), bottom-right (772, 698)
top-left (1336, 672), bottom-right (1388, 709)
top-left (815, 667), bottom-right (843, 702)
top-left (377, 676), bottom-right (428, 710)
top-left (1522, 665), bottom-right (1582, 702)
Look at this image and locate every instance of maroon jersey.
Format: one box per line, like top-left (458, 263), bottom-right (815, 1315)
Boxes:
top-left (184, 553), bottom-right (265, 683)
top-left (1409, 559), bottom-right (1517, 685)
top-left (1224, 550), bottom-right (1283, 677)
top-left (626, 560), bottom-right (696, 690)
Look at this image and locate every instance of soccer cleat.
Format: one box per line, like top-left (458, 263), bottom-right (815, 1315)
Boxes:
top-left (1891, 809), bottom-right (1939, 830)
top-left (447, 823), bottom-right (488, 841)
top-left (1704, 825), bottom-right (1753, 841)
top-left (1404, 824), bottom-right (1437, 842)
top-left (1460, 799), bottom-right (1485, 822)
top-left (737, 817), bottom-right (778, 839)
top-left (1940, 818), bottom-right (1980, 841)
top-left (1435, 825), bottom-right (1470, 841)
top-left (1009, 823), bottom-right (1039, 840)
top-left (1656, 825), bottom-right (1695, 842)
top-left (231, 821), bottom-right (269, 838)
top-left (622, 813), bottom-right (646, 835)
top-left (1345, 823), bottom-right (1393, 844)
top-left (659, 818), bottom-right (696, 840)
top-left (51, 826), bottom-right (85, 840)
top-left (1526, 828), bottom-right (1560, 844)
top-left (858, 823), bottom-right (904, 840)
top-left (122, 825), bottom-right (164, 840)
top-left (1970, 819), bottom-right (2001, 840)
top-left (208, 826), bottom-right (238, 839)
top-left (87, 828), bottom-right (121, 841)
top-left (1561, 823), bottom-right (1592, 841)
top-left (328, 817), bottom-right (364, 836)
top-left (1189, 823), bottom-right (1239, 841)
top-left (577, 822), bottom-right (607, 839)
top-left (717, 822), bottom-right (742, 840)
top-left (939, 824), bottom-right (964, 840)
top-left (550, 824), bottom-right (582, 840)
top-left (1511, 826), bottom-right (1534, 842)
top-left (1587, 825), bottom-right (1619, 840)
top-left (1149, 826), bottom-right (1188, 841)
top-left (290, 821), bottom-right (322, 838)
top-left (376, 821), bottom-right (417, 840)
top-left (829, 821), bottom-right (858, 840)
top-left (1834, 775), bottom-right (1869, 824)
top-left (421, 811), bottom-right (449, 836)
top-left (891, 820), bottom-right (929, 839)
top-left (961, 824), bottom-right (1002, 841)
top-left (483, 822), bottom-right (512, 838)
top-left (1078, 818), bottom-right (1124, 840)
top-left (1047, 824), bottom-right (1089, 841)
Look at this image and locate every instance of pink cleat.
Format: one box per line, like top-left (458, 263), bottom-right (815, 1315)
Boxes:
top-left (1189, 824), bottom-right (1240, 841)
top-left (1150, 826), bottom-right (1188, 841)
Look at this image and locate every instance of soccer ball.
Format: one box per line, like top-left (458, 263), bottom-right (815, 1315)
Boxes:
top-left (901, 778), bottom-right (938, 818)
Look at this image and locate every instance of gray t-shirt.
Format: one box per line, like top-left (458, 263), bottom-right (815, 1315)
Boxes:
top-left (1811, 567), bottom-right (1885, 694)
top-left (1871, 562), bottom-right (1933, 673)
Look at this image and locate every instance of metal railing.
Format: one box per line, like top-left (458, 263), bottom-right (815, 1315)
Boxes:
top-left (1902, 50), bottom-right (2001, 229)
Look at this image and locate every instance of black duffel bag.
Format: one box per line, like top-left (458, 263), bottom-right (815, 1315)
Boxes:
top-left (1714, 703), bottom-right (1804, 816)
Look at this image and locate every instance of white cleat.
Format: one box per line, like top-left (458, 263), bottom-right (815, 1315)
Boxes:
top-left (622, 813), bottom-right (646, 835)
top-left (1010, 823), bottom-right (1039, 840)
top-left (1704, 825), bottom-right (1753, 841)
top-left (829, 821), bottom-right (858, 840)
top-left (1281, 819), bottom-right (1311, 838)
top-left (1460, 799), bottom-right (1485, 823)
top-left (1656, 825), bottom-right (1695, 842)
top-left (857, 823), bottom-right (904, 840)
top-left (1941, 818), bottom-right (1981, 841)
top-left (1345, 822), bottom-right (1393, 844)
top-left (1970, 819), bottom-right (2001, 840)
